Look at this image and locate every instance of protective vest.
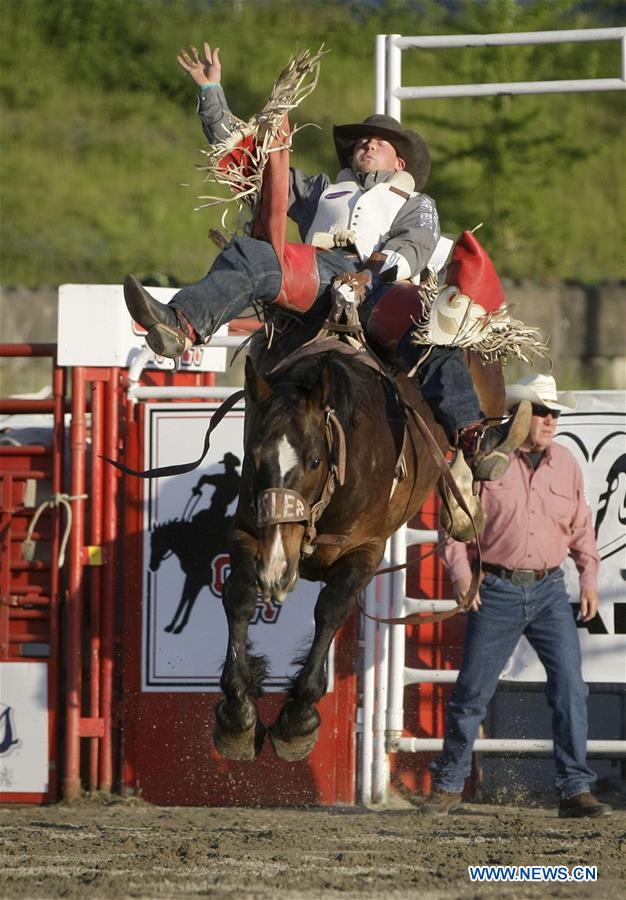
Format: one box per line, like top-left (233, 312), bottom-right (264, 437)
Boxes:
top-left (304, 170), bottom-right (416, 260)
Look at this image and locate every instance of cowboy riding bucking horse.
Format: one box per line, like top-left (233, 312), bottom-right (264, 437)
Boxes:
top-left (123, 43), bottom-right (546, 487)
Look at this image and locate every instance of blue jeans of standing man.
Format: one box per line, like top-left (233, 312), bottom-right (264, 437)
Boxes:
top-left (431, 568), bottom-right (596, 799)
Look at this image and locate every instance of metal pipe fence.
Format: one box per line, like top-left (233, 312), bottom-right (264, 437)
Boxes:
top-left (376, 27), bottom-right (626, 118)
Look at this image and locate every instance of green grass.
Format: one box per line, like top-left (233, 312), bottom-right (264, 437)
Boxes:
top-left (1, 0), bottom-right (624, 287)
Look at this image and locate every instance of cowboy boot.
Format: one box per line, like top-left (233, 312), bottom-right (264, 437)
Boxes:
top-left (419, 789), bottom-right (463, 816)
top-left (123, 275), bottom-right (197, 360)
top-left (457, 400), bottom-right (532, 481)
top-left (558, 792), bottom-right (612, 819)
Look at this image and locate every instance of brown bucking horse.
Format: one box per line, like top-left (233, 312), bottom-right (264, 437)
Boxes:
top-left (214, 305), bottom-right (503, 762)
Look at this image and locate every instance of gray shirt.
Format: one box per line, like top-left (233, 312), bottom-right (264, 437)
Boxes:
top-left (197, 87), bottom-right (440, 278)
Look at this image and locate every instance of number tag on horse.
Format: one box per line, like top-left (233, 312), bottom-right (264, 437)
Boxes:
top-left (257, 489), bottom-right (310, 527)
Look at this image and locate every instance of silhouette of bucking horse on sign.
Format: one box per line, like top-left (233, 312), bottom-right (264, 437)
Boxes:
top-left (150, 514), bottom-right (233, 634)
top-left (149, 454), bottom-right (241, 634)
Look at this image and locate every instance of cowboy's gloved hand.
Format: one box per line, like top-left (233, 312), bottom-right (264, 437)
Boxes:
top-left (332, 227), bottom-right (357, 248)
top-left (331, 270), bottom-right (372, 305)
top-left (309, 229), bottom-right (357, 250)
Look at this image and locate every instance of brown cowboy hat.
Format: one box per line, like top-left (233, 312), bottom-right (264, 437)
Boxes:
top-left (333, 114), bottom-right (431, 189)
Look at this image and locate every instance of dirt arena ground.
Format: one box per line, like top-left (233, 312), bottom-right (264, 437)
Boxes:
top-left (1, 789), bottom-right (624, 900)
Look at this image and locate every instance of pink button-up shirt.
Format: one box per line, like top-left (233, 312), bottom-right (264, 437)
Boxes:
top-left (441, 442), bottom-right (600, 590)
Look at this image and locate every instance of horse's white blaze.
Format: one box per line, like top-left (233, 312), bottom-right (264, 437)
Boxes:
top-left (276, 434), bottom-right (299, 482)
top-left (265, 525), bottom-right (287, 584)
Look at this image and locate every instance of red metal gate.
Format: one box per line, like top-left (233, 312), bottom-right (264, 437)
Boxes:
top-left (391, 493), bottom-right (468, 798)
top-left (0, 344), bottom-right (65, 803)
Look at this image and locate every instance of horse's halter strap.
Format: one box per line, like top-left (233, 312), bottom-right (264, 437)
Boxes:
top-left (255, 406), bottom-right (348, 557)
top-left (301, 407), bottom-right (347, 555)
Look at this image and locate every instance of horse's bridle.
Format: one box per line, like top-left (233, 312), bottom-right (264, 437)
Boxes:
top-left (255, 405), bottom-right (348, 558)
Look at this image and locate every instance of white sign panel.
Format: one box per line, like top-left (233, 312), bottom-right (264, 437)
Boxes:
top-left (142, 402), bottom-right (331, 692)
top-left (501, 391), bottom-right (626, 683)
top-left (57, 284), bottom-right (227, 371)
top-left (0, 662), bottom-right (49, 794)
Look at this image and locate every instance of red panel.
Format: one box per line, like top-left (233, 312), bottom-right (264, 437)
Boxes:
top-left (390, 490), bottom-right (475, 798)
top-left (0, 793), bottom-right (47, 803)
top-left (122, 646), bottom-right (356, 807)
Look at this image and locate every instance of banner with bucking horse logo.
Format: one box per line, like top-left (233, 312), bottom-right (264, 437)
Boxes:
top-left (141, 403), bottom-right (331, 692)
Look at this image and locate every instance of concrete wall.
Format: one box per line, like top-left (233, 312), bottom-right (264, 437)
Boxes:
top-left (501, 281), bottom-right (626, 391)
top-left (0, 287), bottom-right (59, 396)
top-left (1, 282), bottom-right (625, 395)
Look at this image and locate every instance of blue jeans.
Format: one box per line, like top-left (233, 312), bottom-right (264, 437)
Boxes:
top-left (431, 568), bottom-right (596, 799)
top-left (171, 236), bottom-right (283, 340)
top-left (396, 336), bottom-right (481, 435)
top-left (172, 238), bottom-right (370, 341)
top-left (171, 236), bottom-right (480, 433)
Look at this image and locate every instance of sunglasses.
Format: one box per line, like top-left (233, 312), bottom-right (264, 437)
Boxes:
top-left (531, 404), bottom-right (560, 418)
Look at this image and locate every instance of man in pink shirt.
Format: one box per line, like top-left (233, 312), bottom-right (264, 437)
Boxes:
top-left (421, 374), bottom-right (611, 819)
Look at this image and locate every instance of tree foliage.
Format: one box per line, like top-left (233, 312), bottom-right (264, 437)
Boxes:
top-left (0, 0), bottom-right (624, 286)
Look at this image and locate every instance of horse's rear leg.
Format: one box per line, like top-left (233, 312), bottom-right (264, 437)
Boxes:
top-left (171, 575), bottom-right (204, 634)
top-left (269, 547), bottom-right (381, 761)
top-left (214, 564), bottom-right (268, 760)
top-left (163, 575), bottom-right (199, 634)
top-left (164, 580), bottom-right (191, 633)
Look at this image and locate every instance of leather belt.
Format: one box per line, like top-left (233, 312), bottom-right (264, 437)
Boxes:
top-left (482, 562), bottom-right (560, 586)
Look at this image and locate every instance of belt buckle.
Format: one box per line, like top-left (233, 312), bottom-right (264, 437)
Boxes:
top-left (511, 569), bottom-right (535, 586)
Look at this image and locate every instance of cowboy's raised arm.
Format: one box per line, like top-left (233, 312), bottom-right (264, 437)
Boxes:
top-left (177, 42), bottom-right (236, 144)
top-left (178, 44), bottom-right (325, 228)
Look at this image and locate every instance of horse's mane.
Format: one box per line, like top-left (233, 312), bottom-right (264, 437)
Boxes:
top-left (152, 518), bottom-right (181, 531)
top-left (265, 350), bottom-right (375, 428)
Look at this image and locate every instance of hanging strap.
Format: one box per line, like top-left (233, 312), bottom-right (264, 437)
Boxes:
top-left (357, 377), bottom-right (483, 627)
top-left (103, 390), bottom-right (245, 479)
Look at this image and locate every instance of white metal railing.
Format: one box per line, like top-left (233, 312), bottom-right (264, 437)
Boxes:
top-left (129, 385), bottom-right (240, 400)
top-left (361, 523), bottom-right (449, 804)
top-left (393, 737), bottom-right (626, 756)
top-left (376, 27), bottom-right (626, 118)
top-left (363, 26), bottom-right (626, 807)
top-left (127, 333), bottom-right (247, 402)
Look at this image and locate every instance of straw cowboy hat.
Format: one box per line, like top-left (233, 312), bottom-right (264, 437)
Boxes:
top-left (505, 374), bottom-right (577, 413)
top-left (333, 114), bottom-right (431, 189)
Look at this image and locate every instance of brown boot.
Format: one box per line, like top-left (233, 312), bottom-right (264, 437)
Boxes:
top-left (457, 400), bottom-right (532, 481)
top-left (558, 792), bottom-right (612, 818)
top-left (419, 789), bottom-right (463, 816)
top-left (124, 274), bottom-right (196, 360)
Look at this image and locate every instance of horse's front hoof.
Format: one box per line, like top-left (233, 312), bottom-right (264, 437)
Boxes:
top-left (213, 718), bottom-right (266, 760)
top-left (269, 725), bottom-right (320, 761)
